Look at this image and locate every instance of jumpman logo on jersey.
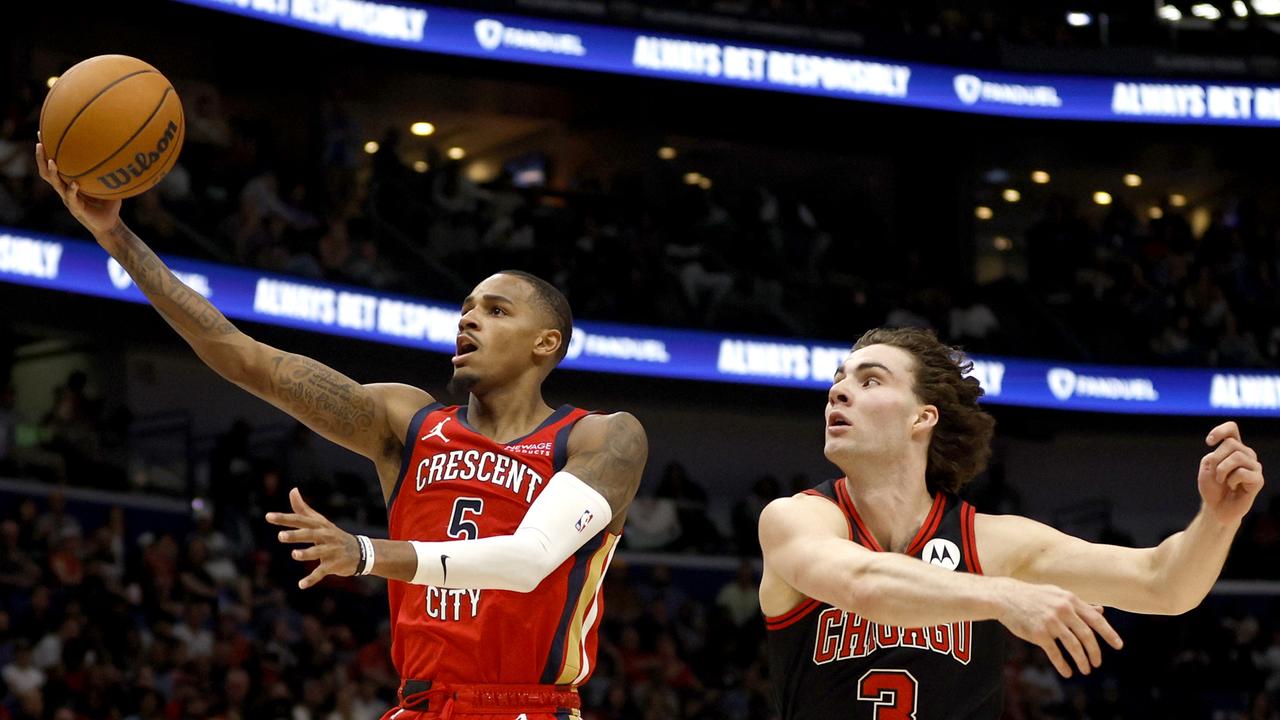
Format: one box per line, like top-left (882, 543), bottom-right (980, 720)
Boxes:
top-left (423, 417), bottom-right (452, 444)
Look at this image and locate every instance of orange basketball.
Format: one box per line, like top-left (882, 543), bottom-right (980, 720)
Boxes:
top-left (40, 55), bottom-right (185, 200)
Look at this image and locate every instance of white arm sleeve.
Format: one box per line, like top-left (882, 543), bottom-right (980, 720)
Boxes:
top-left (408, 471), bottom-right (613, 592)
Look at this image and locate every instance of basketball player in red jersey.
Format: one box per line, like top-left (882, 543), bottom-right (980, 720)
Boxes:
top-left (760, 327), bottom-right (1266, 719)
top-left (37, 143), bottom-right (647, 720)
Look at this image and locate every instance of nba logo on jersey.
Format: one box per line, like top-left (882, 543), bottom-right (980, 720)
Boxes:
top-left (922, 538), bottom-right (960, 571)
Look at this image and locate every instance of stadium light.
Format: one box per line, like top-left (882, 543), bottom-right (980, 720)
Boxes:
top-left (1149, 206), bottom-right (1164, 219)
top-left (1093, 191), bottom-right (1113, 205)
top-left (1158, 4), bottom-right (1184, 19)
top-left (410, 122), bottom-right (435, 137)
top-left (1234, 0), bottom-right (1249, 15)
top-left (1123, 173), bottom-right (1142, 187)
top-left (994, 236), bottom-right (1013, 251)
top-left (1066, 12), bottom-right (1093, 26)
top-left (363, 141), bottom-right (379, 154)
top-left (1031, 170), bottom-right (1051, 184)
top-left (683, 172), bottom-right (703, 185)
top-left (658, 146), bottom-right (677, 160)
top-left (1191, 3), bottom-right (1223, 19)
top-left (975, 206), bottom-right (994, 220)
top-left (698, 177), bottom-right (712, 190)
top-left (1002, 188), bottom-right (1021, 202)
top-left (1252, 0), bottom-right (1280, 14)
top-left (1169, 193), bottom-right (1188, 207)
top-left (413, 160), bottom-right (429, 173)
top-left (447, 147), bottom-right (466, 160)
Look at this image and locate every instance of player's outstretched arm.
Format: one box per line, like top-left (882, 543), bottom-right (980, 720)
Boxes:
top-left (978, 421), bottom-right (1265, 615)
top-left (759, 495), bottom-right (1122, 678)
top-left (269, 414), bottom-right (647, 593)
top-left (35, 142), bottom-right (430, 469)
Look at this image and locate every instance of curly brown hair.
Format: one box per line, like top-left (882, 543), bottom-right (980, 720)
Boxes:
top-left (852, 327), bottom-right (996, 495)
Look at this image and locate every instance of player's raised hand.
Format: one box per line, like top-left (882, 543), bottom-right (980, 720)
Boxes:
top-left (35, 135), bottom-right (121, 237)
top-left (1198, 421), bottom-right (1265, 527)
top-left (265, 487), bottom-right (362, 589)
top-left (996, 579), bottom-right (1123, 678)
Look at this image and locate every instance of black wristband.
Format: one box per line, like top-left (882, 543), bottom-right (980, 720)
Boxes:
top-left (355, 534), bottom-right (368, 576)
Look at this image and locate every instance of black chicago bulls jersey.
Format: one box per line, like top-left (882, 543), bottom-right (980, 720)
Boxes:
top-left (766, 478), bottom-right (1006, 720)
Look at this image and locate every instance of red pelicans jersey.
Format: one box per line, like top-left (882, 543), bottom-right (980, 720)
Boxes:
top-left (385, 403), bottom-right (619, 687)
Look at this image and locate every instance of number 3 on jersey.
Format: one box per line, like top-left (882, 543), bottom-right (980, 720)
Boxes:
top-left (447, 497), bottom-right (484, 540)
top-left (857, 670), bottom-right (918, 720)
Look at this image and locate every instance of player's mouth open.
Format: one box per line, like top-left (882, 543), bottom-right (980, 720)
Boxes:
top-left (453, 335), bottom-right (480, 362)
top-left (827, 413), bottom-right (852, 430)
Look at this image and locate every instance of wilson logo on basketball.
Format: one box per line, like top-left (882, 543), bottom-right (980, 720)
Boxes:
top-left (96, 119), bottom-right (179, 191)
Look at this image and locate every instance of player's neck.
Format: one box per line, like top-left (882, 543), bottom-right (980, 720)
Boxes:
top-left (842, 457), bottom-right (933, 554)
top-left (465, 382), bottom-right (554, 444)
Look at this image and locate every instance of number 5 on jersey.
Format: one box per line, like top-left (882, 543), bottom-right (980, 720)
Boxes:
top-left (448, 497), bottom-right (485, 540)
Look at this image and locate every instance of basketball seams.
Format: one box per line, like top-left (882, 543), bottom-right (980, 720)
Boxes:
top-left (65, 86), bottom-right (173, 181)
top-left (87, 99), bottom-right (185, 199)
top-left (50, 69), bottom-right (159, 165)
top-left (39, 59), bottom-right (94, 152)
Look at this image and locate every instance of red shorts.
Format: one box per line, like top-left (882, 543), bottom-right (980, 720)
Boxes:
top-left (379, 681), bottom-right (581, 720)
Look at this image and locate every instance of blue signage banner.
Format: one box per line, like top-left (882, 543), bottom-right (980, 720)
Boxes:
top-left (171, 0), bottom-right (1280, 127)
top-left (2, 226), bottom-right (1278, 416)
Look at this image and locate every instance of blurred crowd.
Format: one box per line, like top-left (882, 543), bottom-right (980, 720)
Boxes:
top-left (0, 485), bottom-right (1278, 719)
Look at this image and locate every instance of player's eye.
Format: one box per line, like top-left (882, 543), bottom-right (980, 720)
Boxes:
top-left (862, 377), bottom-right (880, 388)
top-left (490, 307), bottom-right (506, 316)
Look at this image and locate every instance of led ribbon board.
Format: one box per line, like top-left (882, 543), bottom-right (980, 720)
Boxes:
top-left (175, 0), bottom-right (1280, 126)
top-left (2, 226), bottom-right (1277, 415)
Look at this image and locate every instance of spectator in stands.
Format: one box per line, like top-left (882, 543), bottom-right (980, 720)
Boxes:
top-left (33, 491), bottom-right (80, 553)
top-left (731, 475), bottom-right (780, 554)
top-left (715, 559), bottom-right (760, 628)
top-left (1, 640), bottom-right (44, 698)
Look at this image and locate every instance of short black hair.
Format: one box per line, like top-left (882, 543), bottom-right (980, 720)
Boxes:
top-left (498, 270), bottom-right (573, 363)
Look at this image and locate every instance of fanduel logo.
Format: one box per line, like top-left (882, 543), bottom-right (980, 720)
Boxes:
top-left (473, 18), bottom-right (585, 56)
top-left (565, 330), bottom-right (669, 363)
top-left (953, 74), bottom-right (1062, 107)
top-left (106, 258), bottom-right (212, 298)
top-left (1047, 368), bottom-right (1159, 402)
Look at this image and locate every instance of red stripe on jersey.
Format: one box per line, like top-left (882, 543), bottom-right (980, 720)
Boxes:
top-left (766, 598), bottom-right (822, 630)
top-left (836, 481), bottom-right (883, 552)
top-left (961, 503), bottom-right (984, 575)
top-left (905, 493), bottom-right (947, 556)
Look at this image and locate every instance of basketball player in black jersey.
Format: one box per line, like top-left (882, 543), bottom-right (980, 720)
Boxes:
top-left (759, 327), bottom-right (1266, 719)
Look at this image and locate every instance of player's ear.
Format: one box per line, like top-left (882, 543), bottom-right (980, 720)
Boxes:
top-left (533, 328), bottom-right (562, 360)
top-left (913, 404), bottom-right (939, 434)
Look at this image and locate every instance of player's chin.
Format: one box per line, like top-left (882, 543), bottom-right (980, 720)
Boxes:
top-left (447, 368), bottom-right (481, 396)
top-left (822, 438), bottom-right (844, 461)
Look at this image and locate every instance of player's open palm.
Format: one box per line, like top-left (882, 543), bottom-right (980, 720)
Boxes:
top-left (1198, 421), bottom-right (1265, 527)
top-left (266, 487), bottom-right (361, 589)
top-left (35, 136), bottom-right (121, 237)
top-left (997, 580), bottom-right (1123, 678)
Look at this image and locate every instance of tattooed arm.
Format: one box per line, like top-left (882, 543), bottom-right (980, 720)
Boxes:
top-left (35, 143), bottom-right (432, 474)
top-left (562, 412), bottom-right (648, 533)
